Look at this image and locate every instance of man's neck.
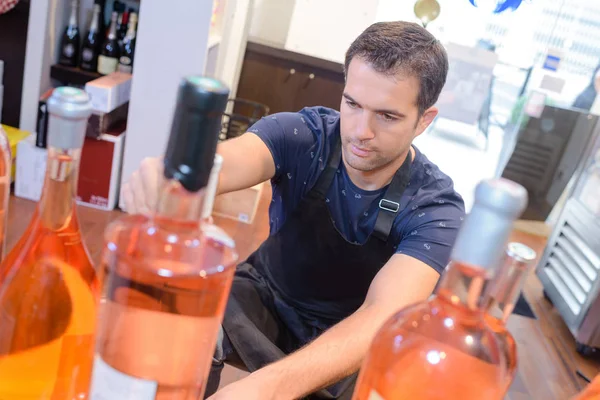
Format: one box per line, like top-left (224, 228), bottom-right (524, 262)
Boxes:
top-left (343, 146), bottom-right (414, 191)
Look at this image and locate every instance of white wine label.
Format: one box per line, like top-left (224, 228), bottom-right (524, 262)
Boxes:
top-left (97, 55), bottom-right (118, 75)
top-left (368, 389), bottom-right (385, 400)
top-left (89, 356), bottom-right (158, 400)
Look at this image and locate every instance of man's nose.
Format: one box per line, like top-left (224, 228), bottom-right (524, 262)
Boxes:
top-left (355, 113), bottom-right (376, 141)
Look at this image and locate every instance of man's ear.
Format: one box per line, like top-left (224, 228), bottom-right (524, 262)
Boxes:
top-left (415, 107), bottom-right (438, 138)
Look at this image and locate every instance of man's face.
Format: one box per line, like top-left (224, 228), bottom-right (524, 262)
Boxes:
top-left (340, 58), bottom-right (437, 173)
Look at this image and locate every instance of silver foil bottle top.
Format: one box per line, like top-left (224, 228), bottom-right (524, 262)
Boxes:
top-left (46, 87), bottom-right (93, 150)
top-left (451, 178), bottom-right (528, 271)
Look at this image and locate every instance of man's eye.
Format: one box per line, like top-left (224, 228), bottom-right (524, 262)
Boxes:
top-left (381, 113), bottom-right (396, 122)
top-left (346, 100), bottom-right (358, 108)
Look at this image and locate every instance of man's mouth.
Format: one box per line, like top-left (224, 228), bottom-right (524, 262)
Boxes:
top-left (350, 144), bottom-right (372, 158)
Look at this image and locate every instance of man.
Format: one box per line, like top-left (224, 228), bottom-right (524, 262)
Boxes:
top-left (122, 21), bottom-right (465, 399)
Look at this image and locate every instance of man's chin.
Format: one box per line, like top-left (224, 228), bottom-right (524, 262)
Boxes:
top-left (345, 156), bottom-right (377, 172)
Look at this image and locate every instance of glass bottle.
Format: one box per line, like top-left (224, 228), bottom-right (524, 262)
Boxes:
top-left (0, 87), bottom-right (97, 398)
top-left (572, 375), bottom-right (600, 399)
top-left (80, 4), bottom-right (102, 72)
top-left (0, 124), bottom-right (11, 261)
top-left (482, 242), bottom-right (537, 396)
top-left (59, 0), bottom-right (81, 67)
top-left (352, 178), bottom-right (528, 400)
top-left (89, 76), bottom-right (238, 400)
top-left (97, 11), bottom-right (119, 75)
top-left (117, 12), bottom-right (137, 74)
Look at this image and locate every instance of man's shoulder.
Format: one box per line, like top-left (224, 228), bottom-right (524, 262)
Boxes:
top-left (287, 106), bottom-right (340, 138)
top-left (408, 146), bottom-right (464, 207)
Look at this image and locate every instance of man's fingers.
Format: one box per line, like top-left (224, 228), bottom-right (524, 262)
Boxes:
top-left (140, 157), bottom-right (162, 212)
top-left (130, 171), bottom-right (150, 215)
top-left (121, 181), bottom-right (135, 214)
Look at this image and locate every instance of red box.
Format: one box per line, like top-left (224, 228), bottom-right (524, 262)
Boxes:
top-left (77, 124), bottom-right (126, 210)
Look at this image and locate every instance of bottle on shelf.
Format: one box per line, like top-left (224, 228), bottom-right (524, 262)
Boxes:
top-left (97, 11), bottom-right (120, 75)
top-left (117, 7), bottom-right (130, 47)
top-left (0, 87), bottom-right (98, 398)
top-left (0, 125), bottom-right (10, 261)
top-left (118, 12), bottom-right (137, 74)
top-left (482, 241), bottom-right (537, 397)
top-left (89, 76), bottom-right (238, 399)
top-left (352, 178), bottom-right (529, 400)
top-left (58, 0), bottom-right (81, 67)
top-left (95, 0), bottom-right (106, 36)
top-left (80, 4), bottom-right (102, 72)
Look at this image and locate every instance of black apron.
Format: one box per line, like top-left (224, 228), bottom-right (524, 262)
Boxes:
top-left (220, 134), bottom-right (412, 399)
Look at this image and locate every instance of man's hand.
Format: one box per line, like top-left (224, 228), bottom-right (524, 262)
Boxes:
top-left (208, 254), bottom-right (439, 400)
top-left (121, 156), bottom-right (163, 215)
top-left (207, 374), bottom-right (277, 400)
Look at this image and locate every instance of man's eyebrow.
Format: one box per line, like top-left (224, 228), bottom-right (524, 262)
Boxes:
top-left (342, 93), bottom-right (406, 118)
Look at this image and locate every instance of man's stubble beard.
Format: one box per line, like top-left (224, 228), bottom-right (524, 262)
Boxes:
top-left (342, 143), bottom-right (400, 173)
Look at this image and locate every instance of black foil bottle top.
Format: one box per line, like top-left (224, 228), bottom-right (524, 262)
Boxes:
top-left (163, 76), bottom-right (230, 192)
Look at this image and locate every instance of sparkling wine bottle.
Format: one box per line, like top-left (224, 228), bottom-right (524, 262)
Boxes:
top-left (0, 124), bottom-right (11, 261)
top-left (482, 242), bottom-right (537, 396)
top-left (58, 0), bottom-right (81, 67)
top-left (0, 87), bottom-right (97, 399)
top-left (352, 178), bottom-right (528, 400)
top-left (89, 76), bottom-right (238, 400)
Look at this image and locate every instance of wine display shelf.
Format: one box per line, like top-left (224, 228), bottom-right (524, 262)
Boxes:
top-left (50, 64), bottom-right (102, 87)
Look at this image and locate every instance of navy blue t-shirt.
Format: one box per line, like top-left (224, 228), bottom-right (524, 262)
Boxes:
top-left (249, 106), bottom-right (466, 274)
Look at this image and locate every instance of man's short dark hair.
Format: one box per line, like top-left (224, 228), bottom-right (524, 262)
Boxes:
top-left (344, 21), bottom-right (449, 116)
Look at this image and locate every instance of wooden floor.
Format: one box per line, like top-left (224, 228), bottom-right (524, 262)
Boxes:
top-left (5, 187), bottom-right (600, 399)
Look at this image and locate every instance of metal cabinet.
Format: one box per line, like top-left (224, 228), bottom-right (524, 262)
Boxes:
top-left (536, 115), bottom-right (600, 355)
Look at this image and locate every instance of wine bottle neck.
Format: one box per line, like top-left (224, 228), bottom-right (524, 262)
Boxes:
top-left (38, 147), bottom-right (82, 230)
top-left (90, 8), bottom-right (100, 32)
top-left (126, 19), bottom-right (137, 39)
top-left (69, 2), bottom-right (78, 27)
top-left (108, 14), bottom-right (118, 38)
top-left (154, 179), bottom-right (206, 228)
top-left (436, 261), bottom-right (494, 314)
top-left (482, 250), bottom-right (533, 324)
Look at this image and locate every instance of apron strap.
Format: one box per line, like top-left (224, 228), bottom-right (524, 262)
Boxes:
top-left (311, 135), bottom-right (342, 198)
top-left (373, 150), bottom-right (412, 242)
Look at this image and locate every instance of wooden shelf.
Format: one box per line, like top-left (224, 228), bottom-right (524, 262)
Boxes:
top-left (50, 64), bottom-right (102, 86)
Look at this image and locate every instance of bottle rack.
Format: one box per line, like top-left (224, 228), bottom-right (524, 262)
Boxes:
top-left (50, 64), bottom-right (102, 87)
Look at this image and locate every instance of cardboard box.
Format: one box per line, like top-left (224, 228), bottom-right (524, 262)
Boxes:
top-left (77, 125), bottom-right (126, 210)
top-left (85, 71), bottom-right (132, 113)
top-left (14, 134), bottom-right (46, 201)
top-left (15, 127), bottom-right (125, 211)
top-left (86, 102), bottom-right (129, 139)
top-left (213, 181), bottom-right (265, 224)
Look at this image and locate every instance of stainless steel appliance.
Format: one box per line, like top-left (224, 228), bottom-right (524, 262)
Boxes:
top-left (536, 111), bottom-right (600, 356)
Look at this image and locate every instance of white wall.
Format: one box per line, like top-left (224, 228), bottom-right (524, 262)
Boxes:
top-left (119, 0), bottom-right (215, 209)
top-left (215, 0), bottom-right (254, 98)
top-left (248, 0), bottom-right (295, 48)
top-left (285, 0), bottom-right (380, 64)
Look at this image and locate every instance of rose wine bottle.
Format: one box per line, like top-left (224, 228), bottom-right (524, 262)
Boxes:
top-left (0, 124), bottom-right (11, 260)
top-left (482, 242), bottom-right (537, 396)
top-left (89, 76), bottom-right (238, 400)
top-left (0, 87), bottom-right (97, 398)
top-left (572, 375), bottom-right (600, 399)
top-left (353, 178), bottom-right (528, 400)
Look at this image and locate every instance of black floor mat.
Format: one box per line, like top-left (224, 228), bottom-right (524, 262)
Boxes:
top-left (513, 294), bottom-right (536, 319)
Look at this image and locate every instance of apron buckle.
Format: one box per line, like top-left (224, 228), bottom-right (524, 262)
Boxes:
top-left (379, 199), bottom-right (400, 213)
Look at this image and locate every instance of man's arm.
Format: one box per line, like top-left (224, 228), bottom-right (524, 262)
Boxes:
top-left (216, 254), bottom-right (439, 399)
top-left (121, 132), bottom-right (275, 214)
top-left (215, 132), bottom-right (276, 195)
